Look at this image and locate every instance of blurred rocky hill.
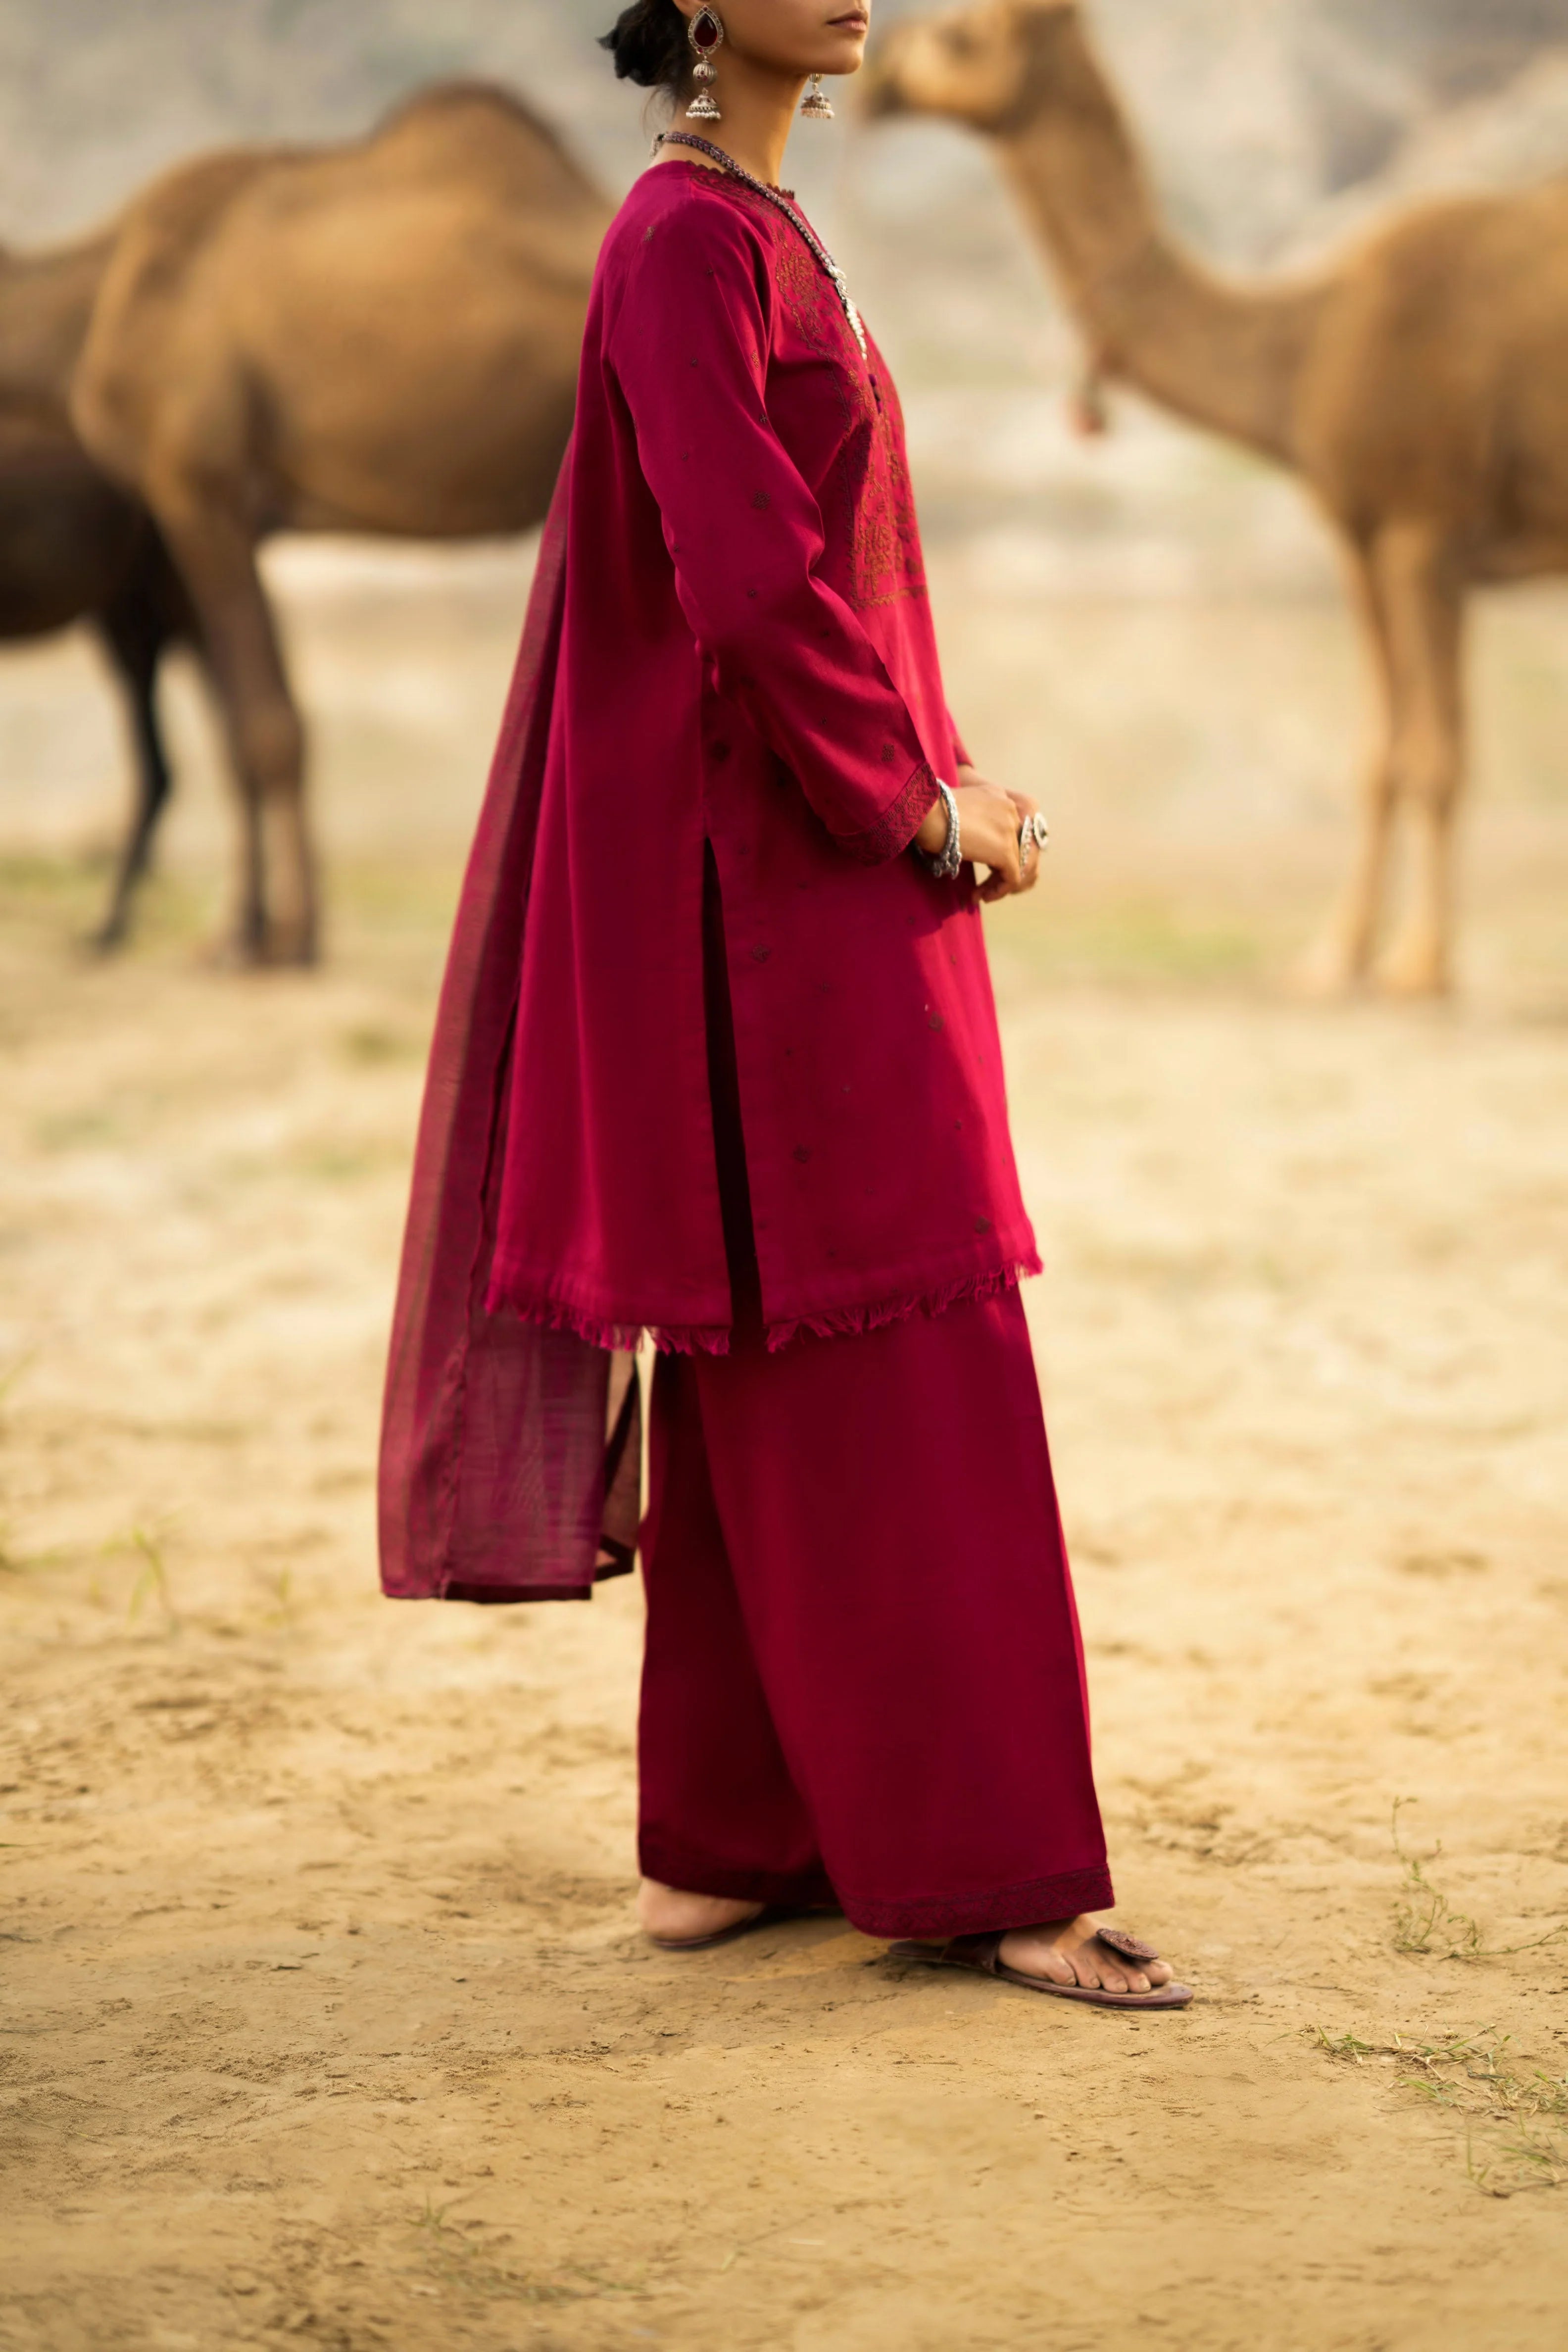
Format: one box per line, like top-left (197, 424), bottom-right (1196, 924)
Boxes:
top-left (5, 2), bottom-right (1568, 320)
top-left (1285, 38), bottom-right (1568, 264)
top-left (1292, 0), bottom-right (1568, 190)
top-left (4, 0), bottom-right (1568, 583)
top-left (3, 0), bottom-right (1567, 253)
top-left (993, 0), bottom-right (1568, 262)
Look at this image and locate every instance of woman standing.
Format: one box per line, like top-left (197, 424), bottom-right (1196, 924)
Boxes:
top-left (379, 0), bottom-right (1189, 2009)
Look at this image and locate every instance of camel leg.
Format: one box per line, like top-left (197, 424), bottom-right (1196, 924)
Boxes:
top-left (1372, 523), bottom-right (1465, 998)
top-left (1296, 540), bottom-right (1398, 994)
top-left (88, 580), bottom-right (178, 952)
top-left (152, 492), bottom-right (317, 965)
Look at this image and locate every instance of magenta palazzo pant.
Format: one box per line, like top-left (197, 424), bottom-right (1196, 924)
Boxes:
top-left (637, 1285), bottom-right (1113, 1941)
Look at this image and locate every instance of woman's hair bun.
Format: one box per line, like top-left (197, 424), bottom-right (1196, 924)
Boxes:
top-left (600, 0), bottom-right (689, 92)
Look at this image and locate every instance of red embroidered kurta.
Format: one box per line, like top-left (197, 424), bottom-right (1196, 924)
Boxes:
top-left (379, 161), bottom-right (1037, 1603)
top-left (489, 160), bottom-right (1036, 1349)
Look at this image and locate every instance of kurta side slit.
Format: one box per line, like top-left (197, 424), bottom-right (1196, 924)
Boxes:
top-left (635, 854), bottom-right (1113, 1940)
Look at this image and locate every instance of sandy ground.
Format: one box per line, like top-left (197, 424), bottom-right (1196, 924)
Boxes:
top-left (2, 529), bottom-right (1568, 2350)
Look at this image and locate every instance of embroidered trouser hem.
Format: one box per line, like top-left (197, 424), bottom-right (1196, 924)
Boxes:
top-left (637, 1830), bottom-right (1113, 1941)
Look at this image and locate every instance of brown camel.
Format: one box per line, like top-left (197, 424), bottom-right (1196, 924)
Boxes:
top-left (37, 82), bottom-right (607, 963)
top-left (0, 402), bottom-right (200, 947)
top-left (865, 0), bottom-right (1568, 994)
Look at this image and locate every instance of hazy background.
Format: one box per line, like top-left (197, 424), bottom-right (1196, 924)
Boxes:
top-left (6, 0), bottom-right (1568, 991)
top-left (9, 0), bottom-right (1568, 254)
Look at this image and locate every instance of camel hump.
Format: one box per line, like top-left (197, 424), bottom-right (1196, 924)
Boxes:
top-left (101, 82), bottom-right (594, 261)
top-left (366, 79), bottom-right (603, 206)
top-left (110, 147), bottom-right (295, 262)
top-left (372, 78), bottom-right (556, 145)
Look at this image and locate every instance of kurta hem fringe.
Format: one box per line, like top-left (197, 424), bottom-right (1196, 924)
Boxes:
top-left (485, 1252), bottom-right (1044, 1359)
top-left (762, 1253), bottom-right (1042, 1352)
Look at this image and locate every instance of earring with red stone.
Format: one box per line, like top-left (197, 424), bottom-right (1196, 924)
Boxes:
top-left (685, 6), bottom-right (724, 120)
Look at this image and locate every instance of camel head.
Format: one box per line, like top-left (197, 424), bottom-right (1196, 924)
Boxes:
top-left (861, 0), bottom-right (1094, 135)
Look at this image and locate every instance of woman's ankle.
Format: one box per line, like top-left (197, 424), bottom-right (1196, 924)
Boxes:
top-left (637, 1879), bottom-right (764, 1943)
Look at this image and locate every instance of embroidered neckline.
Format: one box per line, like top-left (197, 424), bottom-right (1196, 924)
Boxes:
top-left (655, 134), bottom-right (866, 358)
top-left (655, 151), bottom-right (795, 201)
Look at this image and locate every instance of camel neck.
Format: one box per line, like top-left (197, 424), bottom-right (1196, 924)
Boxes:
top-left (0, 236), bottom-right (114, 425)
top-left (996, 115), bottom-right (1325, 469)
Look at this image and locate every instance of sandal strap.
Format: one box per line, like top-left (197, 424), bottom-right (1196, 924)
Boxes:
top-left (944, 1932), bottom-right (1005, 1973)
top-left (921, 1926), bottom-right (1163, 1972)
top-left (1093, 1925), bottom-right (1161, 1965)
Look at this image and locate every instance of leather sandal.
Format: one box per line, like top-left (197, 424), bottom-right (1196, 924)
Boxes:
top-left (887, 1923), bottom-right (1193, 2009)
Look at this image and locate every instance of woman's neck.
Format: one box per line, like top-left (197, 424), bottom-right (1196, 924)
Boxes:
top-left (653, 53), bottom-right (805, 189)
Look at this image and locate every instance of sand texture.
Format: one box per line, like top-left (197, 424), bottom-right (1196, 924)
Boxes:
top-left (2, 539), bottom-right (1567, 2348)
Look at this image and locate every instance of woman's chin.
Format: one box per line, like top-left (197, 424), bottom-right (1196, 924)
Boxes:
top-left (809, 37), bottom-right (868, 76)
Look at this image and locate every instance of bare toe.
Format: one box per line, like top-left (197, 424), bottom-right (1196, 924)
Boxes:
top-left (999, 1914), bottom-right (1184, 2000)
top-left (987, 1916), bottom-right (1190, 2003)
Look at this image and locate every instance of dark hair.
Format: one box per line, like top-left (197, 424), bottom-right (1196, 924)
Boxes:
top-left (599, 0), bottom-right (690, 94)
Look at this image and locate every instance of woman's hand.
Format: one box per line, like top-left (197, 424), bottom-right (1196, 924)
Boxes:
top-left (914, 766), bottom-right (1044, 901)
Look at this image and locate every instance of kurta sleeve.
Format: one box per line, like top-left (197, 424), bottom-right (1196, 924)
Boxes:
top-left (606, 188), bottom-right (941, 863)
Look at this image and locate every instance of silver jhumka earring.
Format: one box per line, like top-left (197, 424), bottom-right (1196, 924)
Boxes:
top-left (685, 6), bottom-right (724, 120)
top-left (800, 74), bottom-right (834, 120)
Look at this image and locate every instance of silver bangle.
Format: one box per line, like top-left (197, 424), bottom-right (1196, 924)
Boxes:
top-left (913, 781), bottom-right (961, 881)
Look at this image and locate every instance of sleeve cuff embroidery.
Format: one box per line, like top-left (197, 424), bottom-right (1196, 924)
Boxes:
top-left (837, 759), bottom-right (941, 867)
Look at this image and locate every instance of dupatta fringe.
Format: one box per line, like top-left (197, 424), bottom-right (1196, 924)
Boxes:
top-left (499, 1290), bottom-right (733, 1358)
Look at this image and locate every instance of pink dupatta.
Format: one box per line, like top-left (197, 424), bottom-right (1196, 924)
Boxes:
top-left (377, 448), bottom-right (640, 1604)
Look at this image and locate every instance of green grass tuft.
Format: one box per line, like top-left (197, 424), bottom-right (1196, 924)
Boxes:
top-left (1314, 2021), bottom-right (1568, 2196)
top-left (1390, 1799), bottom-right (1566, 1961)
